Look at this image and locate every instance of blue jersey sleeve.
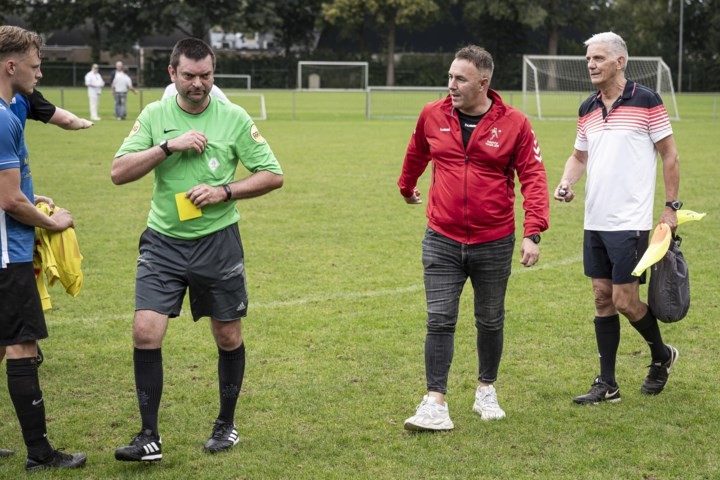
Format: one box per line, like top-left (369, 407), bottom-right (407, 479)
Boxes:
top-left (0, 107), bottom-right (22, 171)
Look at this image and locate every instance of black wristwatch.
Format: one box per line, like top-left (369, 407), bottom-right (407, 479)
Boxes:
top-left (525, 234), bottom-right (541, 244)
top-left (665, 200), bottom-right (683, 211)
top-left (159, 140), bottom-right (172, 157)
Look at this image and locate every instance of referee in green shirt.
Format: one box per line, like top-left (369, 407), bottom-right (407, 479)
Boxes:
top-left (111, 37), bottom-right (283, 461)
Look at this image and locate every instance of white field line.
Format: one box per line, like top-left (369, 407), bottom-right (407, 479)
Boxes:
top-left (250, 253), bottom-right (582, 309)
top-left (69, 254), bottom-right (582, 321)
top-left (256, 284), bottom-right (424, 308)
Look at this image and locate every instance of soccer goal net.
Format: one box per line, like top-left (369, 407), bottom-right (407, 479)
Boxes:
top-left (297, 61), bottom-right (369, 91)
top-left (522, 55), bottom-right (680, 120)
top-left (366, 86), bottom-right (448, 119)
top-left (214, 74), bottom-right (252, 90)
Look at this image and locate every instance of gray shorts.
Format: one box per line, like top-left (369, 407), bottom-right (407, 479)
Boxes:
top-left (0, 263), bottom-right (47, 346)
top-left (135, 225), bottom-right (248, 321)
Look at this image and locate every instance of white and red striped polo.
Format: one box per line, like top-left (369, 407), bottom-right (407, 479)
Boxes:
top-left (574, 80), bottom-right (673, 231)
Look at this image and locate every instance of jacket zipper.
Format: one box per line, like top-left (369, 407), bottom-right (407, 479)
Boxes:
top-left (464, 153), bottom-right (471, 243)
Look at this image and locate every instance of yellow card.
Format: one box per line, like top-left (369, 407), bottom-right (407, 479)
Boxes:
top-left (175, 193), bottom-right (202, 221)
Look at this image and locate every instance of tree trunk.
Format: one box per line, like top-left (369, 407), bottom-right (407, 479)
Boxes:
top-left (546, 21), bottom-right (560, 90)
top-left (191, 18), bottom-right (208, 41)
top-left (91, 19), bottom-right (102, 64)
top-left (547, 26), bottom-right (559, 56)
top-left (385, 19), bottom-right (396, 86)
top-left (548, 0), bottom-right (559, 55)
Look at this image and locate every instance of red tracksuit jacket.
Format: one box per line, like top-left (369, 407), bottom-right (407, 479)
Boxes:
top-left (398, 90), bottom-right (549, 244)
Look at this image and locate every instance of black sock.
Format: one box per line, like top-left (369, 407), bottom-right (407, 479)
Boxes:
top-left (217, 343), bottom-right (245, 424)
top-left (630, 309), bottom-right (669, 363)
top-left (134, 348), bottom-right (163, 435)
top-left (7, 358), bottom-right (53, 460)
top-left (594, 315), bottom-right (620, 386)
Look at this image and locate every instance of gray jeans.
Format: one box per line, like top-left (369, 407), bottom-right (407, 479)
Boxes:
top-left (114, 92), bottom-right (128, 119)
top-left (422, 228), bottom-right (514, 393)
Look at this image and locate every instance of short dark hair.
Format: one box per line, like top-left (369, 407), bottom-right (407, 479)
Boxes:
top-left (169, 37), bottom-right (215, 70)
top-left (0, 25), bottom-right (42, 60)
top-left (455, 45), bottom-right (494, 80)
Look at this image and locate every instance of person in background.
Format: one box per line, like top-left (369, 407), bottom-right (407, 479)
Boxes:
top-left (0, 24), bottom-right (86, 471)
top-left (111, 37), bottom-right (283, 461)
top-left (399, 45), bottom-right (549, 431)
top-left (554, 31), bottom-right (681, 405)
top-left (111, 61), bottom-right (136, 120)
top-left (84, 63), bottom-right (104, 121)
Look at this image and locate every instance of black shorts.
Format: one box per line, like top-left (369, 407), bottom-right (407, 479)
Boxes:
top-left (583, 230), bottom-right (649, 285)
top-left (0, 263), bottom-right (48, 346)
top-left (135, 225), bottom-right (248, 321)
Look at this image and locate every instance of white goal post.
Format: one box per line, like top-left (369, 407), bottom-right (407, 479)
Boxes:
top-left (522, 55), bottom-right (680, 120)
top-left (214, 74), bottom-right (252, 89)
top-left (297, 61), bottom-right (369, 91)
top-left (225, 93), bottom-right (266, 121)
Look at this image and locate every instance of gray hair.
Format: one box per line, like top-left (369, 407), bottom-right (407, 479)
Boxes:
top-left (584, 32), bottom-right (629, 65)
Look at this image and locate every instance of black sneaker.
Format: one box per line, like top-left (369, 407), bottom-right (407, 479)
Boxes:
top-left (0, 449), bottom-right (14, 457)
top-left (25, 449), bottom-right (87, 471)
top-left (114, 429), bottom-right (162, 462)
top-left (204, 420), bottom-right (239, 453)
top-left (641, 344), bottom-right (679, 395)
top-left (573, 377), bottom-right (621, 405)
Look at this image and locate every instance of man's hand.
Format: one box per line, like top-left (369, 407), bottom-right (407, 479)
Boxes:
top-left (554, 181), bottom-right (575, 202)
top-left (34, 195), bottom-right (55, 210)
top-left (519, 238), bottom-right (540, 267)
top-left (187, 183), bottom-right (225, 208)
top-left (169, 130), bottom-right (208, 155)
top-left (403, 188), bottom-right (422, 205)
top-left (48, 208), bottom-right (74, 232)
top-left (659, 207), bottom-right (679, 232)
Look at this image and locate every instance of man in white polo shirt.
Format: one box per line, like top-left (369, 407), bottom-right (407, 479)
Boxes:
top-left (111, 61), bottom-right (136, 120)
top-left (554, 32), bottom-right (681, 404)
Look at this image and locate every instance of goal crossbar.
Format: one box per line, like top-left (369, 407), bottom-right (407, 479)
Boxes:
top-left (214, 74), bottom-right (251, 89)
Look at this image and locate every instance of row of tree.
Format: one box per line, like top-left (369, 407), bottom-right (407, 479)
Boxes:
top-left (4, 0), bottom-right (720, 91)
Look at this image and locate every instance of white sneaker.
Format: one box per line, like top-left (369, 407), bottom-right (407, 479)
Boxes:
top-left (472, 385), bottom-right (506, 421)
top-left (403, 395), bottom-right (454, 431)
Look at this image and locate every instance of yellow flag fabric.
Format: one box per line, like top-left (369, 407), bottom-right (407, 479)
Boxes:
top-left (676, 209), bottom-right (706, 225)
top-left (632, 223), bottom-right (671, 276)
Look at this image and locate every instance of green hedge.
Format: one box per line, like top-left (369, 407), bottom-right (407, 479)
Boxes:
top-left (37, 51), bottom-right (720, 91)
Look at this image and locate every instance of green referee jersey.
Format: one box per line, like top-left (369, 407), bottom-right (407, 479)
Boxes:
top-left (116, 96), bottom-right (282, 240)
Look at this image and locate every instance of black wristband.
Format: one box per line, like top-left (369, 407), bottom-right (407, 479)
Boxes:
top-left (665, 200), bottom-right (683, 211)
top-left (223, 184), bottom-right (232, 202)
top-left (525, 234), bottom-right (541, 244)
top-left (159, 140), bottom-right (172, 157)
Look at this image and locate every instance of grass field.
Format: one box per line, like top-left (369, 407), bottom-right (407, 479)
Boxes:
top-left (0, 88), bottom-right (718, 479)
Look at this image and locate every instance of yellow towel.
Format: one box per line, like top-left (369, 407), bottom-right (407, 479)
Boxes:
top-left (33, 202), bottom-right (83, 310)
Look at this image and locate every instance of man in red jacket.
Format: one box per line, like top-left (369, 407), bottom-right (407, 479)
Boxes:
top-left (399, 45), bottom-right (549, 431)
